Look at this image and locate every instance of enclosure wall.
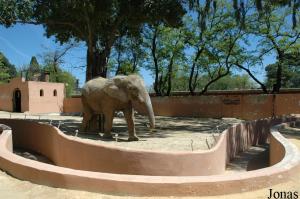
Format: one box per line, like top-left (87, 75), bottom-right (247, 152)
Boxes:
top-left (63, 92), bottom-right (300, 120)
top-left (0, 119), bottom-right (227, 176)
top-left (1, 117), bottom-right (300, 196)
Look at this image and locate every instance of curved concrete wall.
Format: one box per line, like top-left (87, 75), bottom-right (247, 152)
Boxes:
top-left (269, 122), bottom-right (300, 166)
top-left (0, 117), bottom-right (300, 196)
top-left (0, 119), bottom-right (226, 176)
top-left (225, 117), bottom-right (297, 161)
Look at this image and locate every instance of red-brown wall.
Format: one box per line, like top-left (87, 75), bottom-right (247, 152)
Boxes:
top-left (27, 81), bottom-right (64, 113)
top-left (63, 97), bottom-right (82, 113)
top-left (0, 78), bottom-right (29, 112)
top-left (64, 92), bottom-right (300, 120)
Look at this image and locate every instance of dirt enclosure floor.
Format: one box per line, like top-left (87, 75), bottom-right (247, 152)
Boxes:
top-left (0, 111), bottom-right (299, 198)
top-left (0, 111), bottom-right (242, 151)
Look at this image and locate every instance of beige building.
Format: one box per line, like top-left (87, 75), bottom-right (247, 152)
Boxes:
top-left (0, 77), bottom-right (65, 113)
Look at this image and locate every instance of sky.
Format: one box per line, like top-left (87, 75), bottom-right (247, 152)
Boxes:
top-left (0, 23), bottom-right (275, 88)
top-left (0, 24), bottom-right (153, 87)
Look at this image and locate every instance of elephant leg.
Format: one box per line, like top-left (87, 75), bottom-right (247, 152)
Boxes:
top-left (123, 107), bottom-right (138, 141)
top-left (102, 110), bottom-right (114, 139)
top-left (80, 100), bottom-right (93, 132)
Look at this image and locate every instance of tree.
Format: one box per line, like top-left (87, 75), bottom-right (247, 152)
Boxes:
top-left (144, 23), bottom-right (186, 96)
top-left (41, 43), bottom-right (76, 81)
top-left (187, 0), bottom-right (299, 30)
top-left (204, 73), bottom-right (256, 90)
top-left (43, 64), bottom-right (76, 97)
top-left (26, 56), bottom-right (40, 80)
top-left (0, 52), bottom-right (17, 83)
top-left (265, 52), bottom-right (300, 88)
top-left (109, 36), bottom-right (145, 76)
top-left (250, 0), bottom-right (299, 29)
top-left (41, 47), bottom-right (77, 96)
top-left (245, 1), bottom-right (300, 93)
top-left (0, 0), bottom-right (185, 81)
top-left (0, 0), bottom-right (34, 27)
top-left (186, 1), bottom-right (247, 95)
top-left (0, 57), bottom-right (10, 83)
top-left (0, 0), bottom-right (185, 80)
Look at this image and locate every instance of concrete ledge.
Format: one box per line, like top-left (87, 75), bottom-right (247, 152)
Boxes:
top-left (0, 117), bottom-right (300, 196)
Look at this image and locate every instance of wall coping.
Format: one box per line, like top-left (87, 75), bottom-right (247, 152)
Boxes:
top-left (68, 88), bottom-right (300, 99)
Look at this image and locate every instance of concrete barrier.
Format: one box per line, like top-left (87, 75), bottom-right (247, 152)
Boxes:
top-left (0, 117), bottom-right (300, 196)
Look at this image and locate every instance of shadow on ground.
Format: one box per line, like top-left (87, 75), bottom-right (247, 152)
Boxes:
top-left (279, 126), bottom-right (300, 140)
top-left (226, 144), bottom-right (269, 172)
top-left (31, 115), bottom-right (239, 142)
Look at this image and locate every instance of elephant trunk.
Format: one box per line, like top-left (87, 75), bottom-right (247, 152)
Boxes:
top-left (145, 95), bottom-right (155, 129)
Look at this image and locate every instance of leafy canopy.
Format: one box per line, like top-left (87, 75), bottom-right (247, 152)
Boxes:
top-left (0, 52), bottom-right (17, 83)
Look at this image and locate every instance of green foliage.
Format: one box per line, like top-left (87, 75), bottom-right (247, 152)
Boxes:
top-left (171, 74), bottom-right (190, 91)
top-left (109, 36), bottom-right (145, 75)
top-left (185, 0), bottom-right (248, 94)
top-left (32, 0), bottom-right (185, 79)
top-left (247, 1), bottom-right (300, 92)
top-left (33, 0), bottom-right (185, 43)
top-left (2, 0), bottom-right (300, 94)
top-left (1, 0), bottom-right (185, 80)
top-left (0, 0), bottom-right (34, 27)
top-left (0, 58), bottom-right (10, 84)
top-left (162, 73), bottom-right (256, 91)
top-left (117, 61), bottom-right (140, 75)
top-left (0, 52), bottom-right (17, 83)
top-left (57, 71), bottom-right (76, 97)
top-left (203, 74), bottom-right (257, 90)
top-left (26, 56), bottom-right (41, 80)
top-left (144, 23), bottom-right (187, 95)
top-left (265, 53), bottom-right (300, 88)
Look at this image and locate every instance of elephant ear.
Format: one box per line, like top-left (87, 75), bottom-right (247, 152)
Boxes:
top-left (103, 80), bottom-right (128, 103)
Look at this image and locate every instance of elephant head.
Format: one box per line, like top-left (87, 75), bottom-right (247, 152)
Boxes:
top-left (104, 75), bottom-right (155, 129)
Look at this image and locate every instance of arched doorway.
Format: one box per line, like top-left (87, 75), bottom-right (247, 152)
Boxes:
top-left (13, 89), bottom-right (21, 112)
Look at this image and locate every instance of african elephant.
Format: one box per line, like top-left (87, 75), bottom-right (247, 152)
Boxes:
top-left (80, 75), bottom-right (155, 141)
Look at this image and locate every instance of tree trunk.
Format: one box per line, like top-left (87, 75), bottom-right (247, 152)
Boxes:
top-left (86, 42), bottom-right (111, 81)
top-left (234, 62), bottom-right (268, 93)
top-left (166, 56), bottom-right (174, 96)
top-left (189, 48), bottom-right (203, 95)
top-left (151, 28), bottom-right (161, 96)
top-left (131, 53), bottom-right (137, 73)
top-left (200, 69), bottom-right (230, 94)
top-left (273, 52), bottom-right (284, 93)
top-left (115, 51), bottom-right (121, 75)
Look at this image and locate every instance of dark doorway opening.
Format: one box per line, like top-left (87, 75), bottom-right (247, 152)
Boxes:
top-left (13, 89), bottom-right (21, 112)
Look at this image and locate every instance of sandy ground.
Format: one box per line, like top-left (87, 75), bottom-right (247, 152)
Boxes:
top-left (0, 111), bottom-right (242, 151)
top-left (0, 112), bottom-right (299, 198)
